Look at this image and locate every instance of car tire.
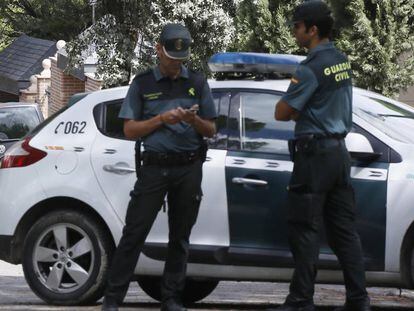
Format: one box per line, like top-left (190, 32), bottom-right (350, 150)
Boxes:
top-left (22, 209), bottom-right (113, 305)
top-left (401, 227), bottom-right (414, 288)
top-left (137, 276), bottom-right (218, 303)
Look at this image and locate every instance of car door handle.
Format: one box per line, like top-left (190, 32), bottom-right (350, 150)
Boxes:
top-left (266, 161), bottom-right (280, 168)
top-left (232, 177), bottom-right (268, 186)
top-left (103, 162), bottom-right (136, 175)
top-left (369, 170), bottom-right (384, 178)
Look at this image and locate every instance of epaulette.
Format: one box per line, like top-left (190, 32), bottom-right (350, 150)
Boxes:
top-left (132, 68), bottom-right (153, 81)
top-left (188, 68), bottom-right (204, 77)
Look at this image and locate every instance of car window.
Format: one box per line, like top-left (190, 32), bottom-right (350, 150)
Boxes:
top-left (104, 102), bottom-right (125, 139)
top-left (234, 91), bottom-right (295, 154)
top-left (0, 106), bottom-right (40, 140)
top-left (94, 101), bottom-right (126, 139)
top-left (210, 91), bottom-right (231, 149)
top-left (354, 95), bottom-right (414, 144)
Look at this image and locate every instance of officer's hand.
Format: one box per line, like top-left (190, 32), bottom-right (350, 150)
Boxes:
top-left (176, 105), bottom-right (198, 124)
top-left (291, 111), bottom-right (300, 121)
top-left (160, 109), bottom-right (181, 124)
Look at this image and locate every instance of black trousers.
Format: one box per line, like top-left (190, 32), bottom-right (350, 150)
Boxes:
top-left (105, 160), bottom-right (203, 304)
top-left (285, 139), bottom-right (369, 308)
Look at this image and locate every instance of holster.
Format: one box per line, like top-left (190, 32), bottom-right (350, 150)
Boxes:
top-left (291, 134), bottom-right (319, 158)
top-left (199, 139), bottom-right (208, 163)
top-left (135, 140), bottom-right (142, 178)
top-left (288, 139), bottom-right (296, 162)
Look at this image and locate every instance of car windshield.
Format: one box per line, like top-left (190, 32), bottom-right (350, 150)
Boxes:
top-left (0, 106), bottom-right (40, 141)
top-left (353, 95), bottom-right (414, 144)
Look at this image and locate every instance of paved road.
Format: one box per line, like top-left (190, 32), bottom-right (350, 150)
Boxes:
top-left (1, 260), bottom-right (414, 310)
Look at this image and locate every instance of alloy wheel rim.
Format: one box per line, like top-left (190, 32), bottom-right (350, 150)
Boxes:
top-left (32, 223), bottom-right (95, 293)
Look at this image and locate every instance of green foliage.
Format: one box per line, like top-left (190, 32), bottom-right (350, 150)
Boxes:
top-left (0, 0), bottom-right (92, 41)
top-left (66, 14), bottom-right (136, 88)
top-left (0, 16), bottom-right (13, 51)
top-left (332, 0), bottom-right (414, 97)
top-left (230, 0), bottom-right (301, 54)
top-left (67, 0), bottom-right (235, 87)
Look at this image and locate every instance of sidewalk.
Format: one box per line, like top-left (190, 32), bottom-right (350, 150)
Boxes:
top-left (1, 260), bottom-right (414, 309)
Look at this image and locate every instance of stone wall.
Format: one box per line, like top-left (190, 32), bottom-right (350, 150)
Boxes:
top-left (399, 87), bottom-right (414, 107)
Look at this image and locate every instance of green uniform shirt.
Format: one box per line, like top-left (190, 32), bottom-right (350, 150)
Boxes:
top-left (119, 65), bottom-right (217, 152)
top-left (282, 42), bottom-right (353, 137)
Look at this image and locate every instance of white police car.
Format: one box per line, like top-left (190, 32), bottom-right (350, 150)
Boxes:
top-left (1, 53), bottom-right (414, 305)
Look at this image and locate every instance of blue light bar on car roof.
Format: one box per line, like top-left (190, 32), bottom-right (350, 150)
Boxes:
top-left (208, 52), bottom-right (305, 75)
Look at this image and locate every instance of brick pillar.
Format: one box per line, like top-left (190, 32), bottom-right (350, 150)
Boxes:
top-left (36, 59), bottom-right (52, 118)
top-left (19, 91), bottom-right (37, 103)
top-left (19, 75), bottom-right (38, 103)
top-left (50, 56), bottom-right (85, 116)
top-left (85, 74), bottom-right (103, 92)
top-left (37, 77), bottom-right (51, 118)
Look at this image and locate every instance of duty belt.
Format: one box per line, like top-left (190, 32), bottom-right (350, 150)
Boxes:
top-left (293, 134), bottom-right (345, 153)
top-left (142, 150), bottom-right (201, 166)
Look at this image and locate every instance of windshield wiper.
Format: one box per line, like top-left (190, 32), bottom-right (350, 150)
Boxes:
top-left (378, 114), bottom-right (414, 119)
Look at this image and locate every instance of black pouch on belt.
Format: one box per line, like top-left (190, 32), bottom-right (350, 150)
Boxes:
top-left (295, 134), bottom-right (317, 154)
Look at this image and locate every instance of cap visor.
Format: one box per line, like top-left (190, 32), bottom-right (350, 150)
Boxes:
top-left (163, 46), bottom-right (190, 60)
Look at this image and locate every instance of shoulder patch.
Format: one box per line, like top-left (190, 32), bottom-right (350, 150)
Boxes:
top-left (188, 87), bottom-right (196, 96)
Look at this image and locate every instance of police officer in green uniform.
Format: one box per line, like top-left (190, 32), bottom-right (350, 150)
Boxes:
top-left (102, 23), bottom-right (217, 311)
top-left (273, 1), bottom-right (370, 311)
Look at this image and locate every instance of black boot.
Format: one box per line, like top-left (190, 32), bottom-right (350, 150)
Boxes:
top-left (101, 296), bottom-right (119, 311)
top-left (334, 299), bottom-right (371, 311)
top-left (160, 298), bottom-right (187, 311)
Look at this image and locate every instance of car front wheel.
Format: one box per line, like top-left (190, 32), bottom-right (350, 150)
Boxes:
top-left (22, 210), bottom-right (113, 305)
top-left (137, 276), bottom-right (218, 303)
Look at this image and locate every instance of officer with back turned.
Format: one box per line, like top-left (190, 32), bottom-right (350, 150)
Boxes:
top-left (101, 23), bottom-right (217, 311)
top-left (273, 1), bottom-right (371, 311)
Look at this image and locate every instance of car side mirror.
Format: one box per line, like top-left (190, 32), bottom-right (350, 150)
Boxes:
top-left (345, 133), bottom-right (382, 162)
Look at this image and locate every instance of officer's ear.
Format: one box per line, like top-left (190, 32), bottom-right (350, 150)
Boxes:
top-left (156, 43), bottom-right (163, 58)
top-left (308, 25), bottom-right (319, 38)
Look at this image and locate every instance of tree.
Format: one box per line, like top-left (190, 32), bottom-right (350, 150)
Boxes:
top-left (331, 0), bottom-right (414, 97)
top-left (0, 0), bottom-right (92, 41)
top-left (0, 16), bottom-right (13, 51)
top-left (230, 0), bottom-right (301, 54)
top-left (66, 0), bottom-right (235, 87)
